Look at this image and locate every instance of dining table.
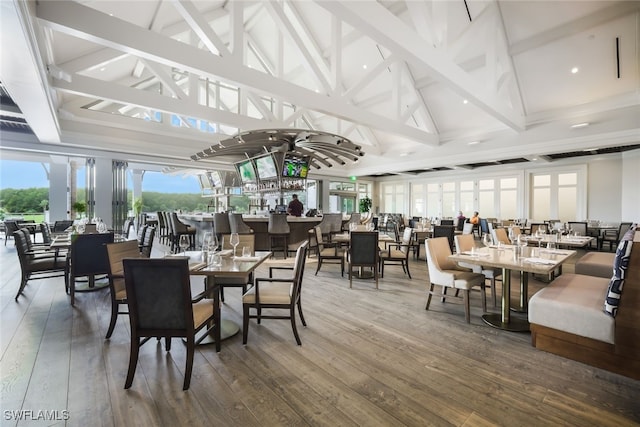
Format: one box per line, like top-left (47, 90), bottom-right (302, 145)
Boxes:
top-left (180, 250), bottom-right (273, 344)
top-left (520, 233), bottom-right (594, 249)
top-left (449, 245), bottom-right (576, 332)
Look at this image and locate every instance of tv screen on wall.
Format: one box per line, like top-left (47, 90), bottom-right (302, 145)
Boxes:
top-left (282, 156), bottom-right (309, 178)
top-left (209, 171), bottom-right (222, 188)
top-left (254, 154), bottom-right (278, 180)
top-left (236, 160), bottom-right (257, 183)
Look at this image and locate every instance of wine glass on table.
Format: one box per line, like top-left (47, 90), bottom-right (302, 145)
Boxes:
top-left (482, 233), bottom-right (492, 247)
top-left (178, 234), bottom-right (190, 256)
top-left (229, 232), bottom-right (240, 258)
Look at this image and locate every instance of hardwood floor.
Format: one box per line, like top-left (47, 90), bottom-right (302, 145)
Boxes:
top-left (1, 236), bottom-right (639, 426)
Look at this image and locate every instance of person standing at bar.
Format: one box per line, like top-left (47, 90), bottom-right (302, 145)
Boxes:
top-left (287, 194), bottom-right (303, 217)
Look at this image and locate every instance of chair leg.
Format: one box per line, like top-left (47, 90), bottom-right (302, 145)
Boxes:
top-left (463, 290), bottom-right (471, 323)
top-left (70, 277), bottom-right (75, 306)
top-left (15, 275), bottom-right (28, 300)
top-left (105, 302), bottom-right (118, 339)
top-left (124, 336), bottom-right (140, 389)
top-left (220, 286), bottom-right (225, 303)
top-left (165, 337), bottom-right (171, 351)
top-left (490, 277), bottom-right (497, 308)
top-left (405, 260), bottom-right (412, 279)
top-left (441, 286), bottom-right (447, 303)
top-left (297, 300), bottom-right (307, 326)
top-left (425, 283), bottom-right (435, 310)
top-left (290, 306), bottom-right (301, 345)
top-left (242, 304), bottom-right (250, 344)
top-left (183, 337), bottom-right (194, 390)
top-left (480, 283), bottom-right (487, 313)
top-left (315, 258), bottom-right (323, 275)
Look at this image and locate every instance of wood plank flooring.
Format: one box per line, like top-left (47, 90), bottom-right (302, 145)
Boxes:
top-left (1, 236), bottom-right (639, 426)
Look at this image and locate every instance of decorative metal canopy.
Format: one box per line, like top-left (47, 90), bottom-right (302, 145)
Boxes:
top-left (191, 129), bottom-right (364, 169)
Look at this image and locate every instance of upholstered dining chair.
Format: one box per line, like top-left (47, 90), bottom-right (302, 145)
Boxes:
top-left (4, 220), bottom-right (19, 246)
top-left (425, 237), bottom-right (487, 323)
top-left (105, 240), bottom-right (146, 339)
top-left (242, 241), bottom-right (309, 345)
top-left (493, 227), bottom-right (511, 245)
top-left (155, 211), bottom-right (168, 244)
top-left (169, 212), bottom-right (196, 253)
top-left (347, 231), bottom-right (379, 289)
top-left (122, 257), bottom-right (220, 390)
top-left (432, 225), bottom-right (455, 251)
top-left (13, 229), bottom-right (68, 300)
top-left (68, 232), bottom-right (115, 306)
top-left (454, 234), bottom-right (501, 307)
top-left (139, 226), bottom-right (155, 257)
top-left (462, 222), bottom-right (475, 235)
top-left (379, 227), bottom-right (415, 278)
top-left (313, 226), bottom-right (345, 276)
top-left (213, 212), bottom-right (231, 242)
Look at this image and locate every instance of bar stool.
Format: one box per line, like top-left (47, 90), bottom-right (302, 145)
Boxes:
top-left (268, 213), bottom-right (290, 259)
top-left (229, 213), bottom-right (253, 234)
top-left (169, 212), bottom-right (196, 253)
top-left (213, 212), bottom-right (231, 245)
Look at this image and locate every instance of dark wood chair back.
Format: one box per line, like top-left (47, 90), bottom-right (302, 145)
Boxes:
top-left (348, 231), bottom-right (379, 289)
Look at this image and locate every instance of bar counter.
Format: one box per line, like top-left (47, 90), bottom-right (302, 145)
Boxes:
top-left (178, 214), bottom-right (322, 251)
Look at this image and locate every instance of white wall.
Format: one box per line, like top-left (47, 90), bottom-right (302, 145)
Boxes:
top-left (621, 149), bottom-right (640, 222)
top-left (587, 158), bottom-right (622, 222)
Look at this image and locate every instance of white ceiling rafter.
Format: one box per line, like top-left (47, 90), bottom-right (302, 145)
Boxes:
top-left (38, 1), bottom-right (439, 147)
top-left (263, 1), bottom-right (332, 94)
top-left (170, 0), bottom-right (229, 57)
top-left (317, 0), bottom-right (525, 132)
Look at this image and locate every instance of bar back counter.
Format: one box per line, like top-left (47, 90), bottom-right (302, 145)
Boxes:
top-left (179, 214), bottom-right (322, 251)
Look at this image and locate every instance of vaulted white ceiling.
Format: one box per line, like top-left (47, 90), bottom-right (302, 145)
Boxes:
top-left (1, 0), bottom-right (639, 177)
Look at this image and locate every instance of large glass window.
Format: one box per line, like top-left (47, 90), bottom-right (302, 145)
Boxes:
top-left (426, 183), bottom-right (439, 218)
top-left (500, 178), bottom-right (518, 220)
top-left (381, 183), bottom-right (405, 213)
top-left (530, 172), bottom-right (578, 222)
top-left (410, 183), bottom-right (425, 217)
top-left (478, 179), bottom-right (495, 218)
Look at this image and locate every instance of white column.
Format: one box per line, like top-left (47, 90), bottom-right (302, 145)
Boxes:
top-left (94, 157), bottom-right (114, 227)
top-left (48, 161), bottom-right (69, 221)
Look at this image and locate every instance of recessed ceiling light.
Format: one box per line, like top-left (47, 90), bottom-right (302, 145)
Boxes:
top-left (100, 67), bottom-right (105, 72)
top-left (463, 99), bottom-right (469, 104)
top-left (532, 157), bottom-right (538, 161)
top-left (571, 67), bottom-right (579, 74)
top-left (571, 122), bottom-right (590, 128)
top-left (467, 141), bottom-right (479, 145)
top-left (363, 64), bottom-right (367, 69)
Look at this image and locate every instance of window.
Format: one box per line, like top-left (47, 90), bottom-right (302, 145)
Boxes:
top-left (500, 178), bottom-right (518, 220)
top-left (410, 183), bottom-right (425, 217)
top-left (478, 179), bottom-right (495, 218)
top-left (530, 171), bottom-right (580, 222)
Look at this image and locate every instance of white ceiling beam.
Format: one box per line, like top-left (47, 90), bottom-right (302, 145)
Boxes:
top-left (139, 58), bottom-right (186, 99)
top-left (51, 73), bottom-right (268, 131)
top-left (317, 0), bottom-right (525, 132)
top-left (1, 1), bottom-right (60, 143)
top-left (509, 1), bottom-right (640, 56)
top-left (343, 54), bottom-right (395, 99)
top-left (36, 0), bottom-right (438, 145)
top-left (229, 1), bottom-right (244, 64)
top-left (263, 1), bottom-right (331, 94)
top-left (170, 0), bottom-right (230, 57)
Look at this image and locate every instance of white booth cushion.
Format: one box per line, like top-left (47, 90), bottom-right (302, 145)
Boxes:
top-left (529, 273), bottom-right (614, 344)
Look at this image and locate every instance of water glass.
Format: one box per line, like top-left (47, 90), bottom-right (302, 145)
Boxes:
top-left (242, 246), bottom-right (251, 257)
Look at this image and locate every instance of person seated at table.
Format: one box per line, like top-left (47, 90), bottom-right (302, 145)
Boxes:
top-left (469, 211), bottom-right (480, 225)
top-left (456, 211), bottom-right (466, 222)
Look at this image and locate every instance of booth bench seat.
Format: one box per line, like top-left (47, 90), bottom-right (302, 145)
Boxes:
top-left (528, 239), bottom-right (640, 380)
top-left (575, 252), bottom-right (615, 278)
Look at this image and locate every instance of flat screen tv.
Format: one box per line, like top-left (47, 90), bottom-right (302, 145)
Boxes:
top-left (254, 154), bottom-right (278, 180)
top-left (236, 160), bottom-right (257, 183)
top-left (209, 171), bottom-right (222, 188)
top-left (282, 156), bottom-right (309, 179)
top-left (198, 174), bottom-right (212, 190)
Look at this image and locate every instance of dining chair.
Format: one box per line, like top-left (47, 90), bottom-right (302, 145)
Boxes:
top-left (105, 240), bottom-right (146, 339)
top-left (432, 225), bottom-right (455, 251)
top-left (462, 222), bottom-right (474, 235)
top-left (219, 233), bottom-right (256, 302)
top-left (242, 241), bottom-right (309, 345)
top-left (4, 220), bottom-right (19, 246)
top-left (52, 220), bottom-right (73, 233)
top-left (313, 225), bottom-right (345, 276)
top-left (169, 212), bottom-right (196, 253)
top-left (68, 232), bottom-right (115, 306)
top-left (379, 227), bottom-right (415, 278)
top-left (600, 222), bottom-right (633, 252)
top-left (347, 231), bottom-right (379, 289)
top-left (454, 234), bottom-right (501, 307)
top-left (342, 212), bottom-right (361, 231)
top-left (493, 227), bottom-right (511, 245)
top-left (13, 229), bottom-right (68, 300)
top-left (155, 211), bottom-right (168, 244)
top-left (122, 257), bottom-right (220, 390)
top-left (139, 226), bottom-right (155, 257)
top-left (425, 237), bottom-right (487, 323)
